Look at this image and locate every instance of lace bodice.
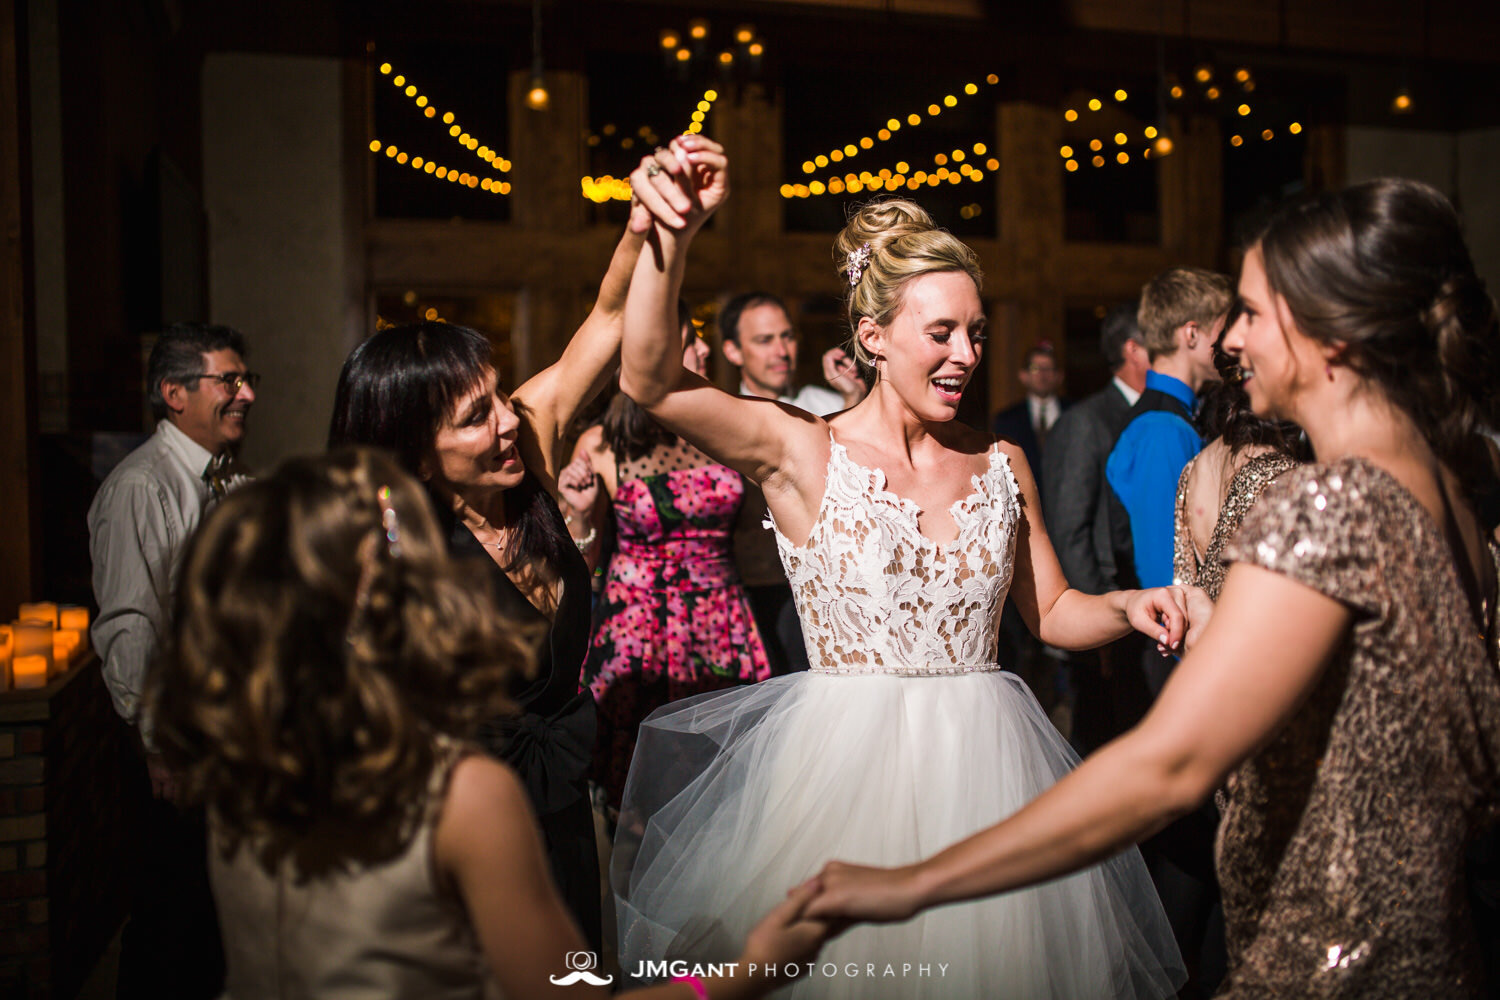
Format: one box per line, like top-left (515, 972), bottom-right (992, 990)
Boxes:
top-left (771, 438), bottom-right (1020, 676)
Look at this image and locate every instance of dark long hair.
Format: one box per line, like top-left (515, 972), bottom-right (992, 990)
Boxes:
top-left (1256, 178), bottom-right (1500, 478)
top-left (328, 322), bottom-right (573, 575)
top-left (1197, 303), bottom-right (1309, 462)
top-left (599, 299), bottom-right (692, 462)
top-left (148, 448), bottom-right (534, 872)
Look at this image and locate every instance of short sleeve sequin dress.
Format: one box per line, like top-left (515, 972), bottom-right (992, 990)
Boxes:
top-left (1218, 458), bottom-right (1500, 997)
top-left (1173, 449), bottom-right (1299, 598)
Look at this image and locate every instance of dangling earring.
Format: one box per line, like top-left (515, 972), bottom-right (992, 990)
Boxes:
top-left (1325, 363), bottom-right (1334, 382)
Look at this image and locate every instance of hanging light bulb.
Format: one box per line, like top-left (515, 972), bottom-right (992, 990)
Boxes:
top-left (526, 0), bottom-right (548, 111)
top-left (1391, 88), bottom-right (1414, 113)
top-left (1150, 39), bottom-right (1175, 160)
top-left (526, 79), bottom-right (550, 110)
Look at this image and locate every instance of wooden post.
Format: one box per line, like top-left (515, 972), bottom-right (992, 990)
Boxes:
top-left (993, 101), bottom-right (1064, 416)
top-left (0, 0), bottom-right (40, 619)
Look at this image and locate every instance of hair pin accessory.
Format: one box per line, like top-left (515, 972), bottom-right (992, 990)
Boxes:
top-left (378, 486), bottom-right (403, 558)
top-left (847, 243), bottom-right (872, 287)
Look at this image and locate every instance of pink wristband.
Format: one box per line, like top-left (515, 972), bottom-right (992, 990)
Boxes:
top-left (672, 974), bottom-right (709, 1000)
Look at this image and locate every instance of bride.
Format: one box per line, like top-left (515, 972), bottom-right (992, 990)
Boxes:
top-left (613, 134), bottom-right (1198, 998)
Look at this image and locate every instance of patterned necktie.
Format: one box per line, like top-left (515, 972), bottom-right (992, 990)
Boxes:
top-left (203, 453), bottom-right (232, 501)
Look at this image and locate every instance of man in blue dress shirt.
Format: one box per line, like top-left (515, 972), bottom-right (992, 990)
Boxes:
top-left (1105, 267), bottom-right (1234, 996)
top-left (1106, 267), bottom-right (1232, 595)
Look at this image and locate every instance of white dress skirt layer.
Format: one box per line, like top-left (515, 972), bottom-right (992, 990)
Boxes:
top-left (613, 438), bottom-right (1185, 998)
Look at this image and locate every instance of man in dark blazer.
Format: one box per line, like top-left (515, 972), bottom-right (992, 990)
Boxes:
top-left (990, 343), bottom-right (1069, 715)
top-left (991, 343), bottom-right (1068, 487)
top-left (1040, 304), bottom-right (1149, 754)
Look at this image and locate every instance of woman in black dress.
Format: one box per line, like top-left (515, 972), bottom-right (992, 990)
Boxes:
top-left (327, 221), bottom-right (647, 949)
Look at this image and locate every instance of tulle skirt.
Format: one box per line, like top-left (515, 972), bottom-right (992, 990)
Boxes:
top-left (612, 670), bottom-right (1185, 999)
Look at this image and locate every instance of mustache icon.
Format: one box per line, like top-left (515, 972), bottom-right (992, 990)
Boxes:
top-left (548, 970), bottom-right (615, 985)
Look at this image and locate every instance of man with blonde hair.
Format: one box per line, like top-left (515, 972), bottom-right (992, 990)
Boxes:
top-left (1102, 267), bottom-right (1232, 995)
top-left (1106, 267), bottom-right (1231, 597)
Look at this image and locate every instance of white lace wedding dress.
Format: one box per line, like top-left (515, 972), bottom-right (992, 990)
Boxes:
top-left (612, 437), bottom-right (1184, 998)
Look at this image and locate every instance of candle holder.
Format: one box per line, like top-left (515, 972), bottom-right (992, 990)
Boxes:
top-left (53, 629), bottom-right (82, 674)
top-left (13, 620), bottom-right (55, 678)
top-left (0, 625), bottom-right (12, 692)
top-left (18, 603), bottom-right (59, 628)
top-left (13, 655), bottom-right (47, 690)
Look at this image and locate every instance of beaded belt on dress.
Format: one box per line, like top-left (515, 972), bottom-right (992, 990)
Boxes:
top-left (808, 661), bottom-right (1004, 677)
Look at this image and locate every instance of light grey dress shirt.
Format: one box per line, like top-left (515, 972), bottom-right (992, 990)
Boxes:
top-left (740, 381), bottom-right (845, 417)
top-left (87, 420), bottom-right (248, 744)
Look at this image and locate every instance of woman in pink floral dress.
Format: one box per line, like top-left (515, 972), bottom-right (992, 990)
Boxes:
top-left (561, 304), bottom-right (771, 808)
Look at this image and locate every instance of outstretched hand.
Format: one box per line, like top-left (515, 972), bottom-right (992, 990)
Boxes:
top-left (740, 878), bottom-right (839, 985)
top-left (628, 135), bottom-right (729, 237)
top-left (1124, 585), bottom-right (1190, 654)
top-left (798, 861), bottom-right (924, 926)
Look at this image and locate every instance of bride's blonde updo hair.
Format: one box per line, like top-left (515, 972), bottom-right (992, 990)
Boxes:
top-left (833, 198), bottom-right (983, 369)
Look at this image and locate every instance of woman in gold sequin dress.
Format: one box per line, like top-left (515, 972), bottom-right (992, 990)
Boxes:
top-left (808, 178), bottom-right (1500, 999)
top-left (1173, 334), bottom-right (1307, 599)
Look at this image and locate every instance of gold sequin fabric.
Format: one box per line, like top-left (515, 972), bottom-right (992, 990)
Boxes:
top-left (1216, 457), bottom-right (1500, 998)
top-left (1174, 450), bottom-right (1300, 600)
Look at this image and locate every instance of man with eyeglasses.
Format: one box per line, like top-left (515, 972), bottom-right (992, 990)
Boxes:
top-left (87, 322), bottom-right (257, 999)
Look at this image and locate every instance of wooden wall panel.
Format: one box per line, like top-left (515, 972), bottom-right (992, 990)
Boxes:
top-left (1185, 0), bottom-right (1281, 44)
top-left (1284, 1), bottom-right (1426, 55)
top-left (0, 0), bottom-right (40, 618)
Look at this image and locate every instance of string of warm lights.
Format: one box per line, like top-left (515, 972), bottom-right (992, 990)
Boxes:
top-left (368, 139), bottom-right (512, 194)
top-left (580, 174), bottom-right (633, 203)
top-left (1061, 87), bottom-right (1134, 124)
top-left (581, 90), bottom-right (721, 202)
top-left (1057, 118), bottom-right (1303, 172)
top-left (1227, 120), bottom-right (1304, 147)
top-left (1168, 64), bottom-right (1257, 104)
top-left (1058, 125), bottom-right (1164, 172)
top-left (796, 74), bottom-right (1000, 176)
top-left (685, 89), bottom-right (719, 135)
top-left (784, 141), bottom-right (999, 198)
top-left (376, 61), bottom-right (513, 175)
top-left (587, 123), bottom-right (664, 151)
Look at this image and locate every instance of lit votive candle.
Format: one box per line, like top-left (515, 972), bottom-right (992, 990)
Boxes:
top-left (13, 620), bottom-right (54, 677)
top-left (53, 629), bottom-right (82, 672)
top-left (13, 655), bottom-right (47, 690)
top-left (59, 605), bottom-right (90, 635)
top-left (17, 603), bottom-right (59, 628)
top-left (0, 625), bottom-right (12, 691)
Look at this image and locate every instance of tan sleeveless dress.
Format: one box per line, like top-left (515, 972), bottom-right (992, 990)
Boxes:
top-left (210, 741), bottom-right (502, 999)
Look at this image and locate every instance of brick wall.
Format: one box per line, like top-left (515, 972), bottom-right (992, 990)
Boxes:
top-left (0, 655), bottom-right (129, 998)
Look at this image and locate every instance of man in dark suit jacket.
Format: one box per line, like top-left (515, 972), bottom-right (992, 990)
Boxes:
top-left (990, 343), bottom-right (1069, 714)
top-left (991, 343), bottom-right (1068, 486)
top-left (1040, 304), bottom-right (1150, 754)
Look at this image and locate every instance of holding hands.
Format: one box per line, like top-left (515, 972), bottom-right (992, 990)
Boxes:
top-left (629, 135), bottom-right (729, 237)
top-left (1125, 583), bottom-right (1213, 655)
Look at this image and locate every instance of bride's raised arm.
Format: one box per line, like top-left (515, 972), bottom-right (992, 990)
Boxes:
top-left (619, 136), bottom-right (830, 529)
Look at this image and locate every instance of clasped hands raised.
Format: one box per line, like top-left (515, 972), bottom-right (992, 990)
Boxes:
top-left (627, 134), bottom-right (729, 238)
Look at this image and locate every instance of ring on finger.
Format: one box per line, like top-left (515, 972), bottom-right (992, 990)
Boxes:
top-left (645, 163), bottom-right (663, 177)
